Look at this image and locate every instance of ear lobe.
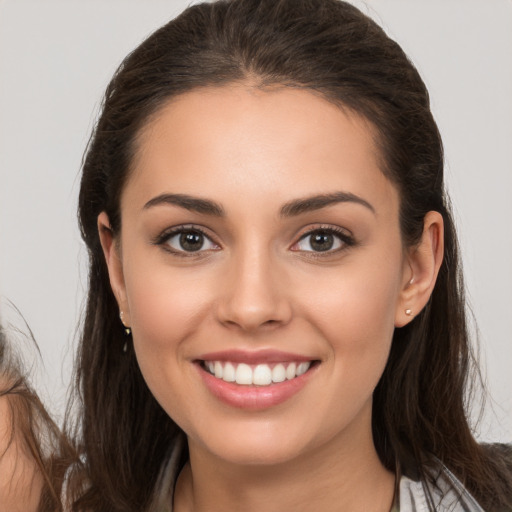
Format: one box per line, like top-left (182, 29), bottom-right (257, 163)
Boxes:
top-left (395, 211), bottom-right (444, 327)
top-left (97, 212), bottom-right (130, 322)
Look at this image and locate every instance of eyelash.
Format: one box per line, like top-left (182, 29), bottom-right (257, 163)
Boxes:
top-left (153, 224), bottom-right (356, 257)
top-left (153, 225), bottom-right (218, 258)
top-left (291, 225), bottom-right (356, 255)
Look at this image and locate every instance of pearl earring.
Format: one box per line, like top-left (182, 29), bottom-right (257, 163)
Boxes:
top-left (119, 311), bottom-right (132, 337)
top-left (405, 309), bottom-right (412, 316)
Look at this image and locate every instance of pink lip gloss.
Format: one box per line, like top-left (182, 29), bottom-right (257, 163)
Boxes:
top-left (195, 355), bottom-right (317, 410)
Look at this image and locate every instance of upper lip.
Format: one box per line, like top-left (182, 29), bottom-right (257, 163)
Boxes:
top-left (197, 349), bottom-right (315, 364)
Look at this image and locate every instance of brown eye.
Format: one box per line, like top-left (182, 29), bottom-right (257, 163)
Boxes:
top-left (179, 231), bottom-right (204, 251)
top-left (292, 228), bottom-right (354, 253)
top-left (165, 229), bottom-right (218, 253)
top-left (309, 231), bottom-right (335, 251)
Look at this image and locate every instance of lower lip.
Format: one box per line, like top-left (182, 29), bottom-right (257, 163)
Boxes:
top-left (196, 363), bottom-right (316, 410)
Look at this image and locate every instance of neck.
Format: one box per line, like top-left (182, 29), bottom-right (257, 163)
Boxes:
top-left (174, 407), bottom-right (395, 512)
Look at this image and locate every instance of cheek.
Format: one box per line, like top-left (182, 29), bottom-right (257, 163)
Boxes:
top-left (121, 253), bottom-right (214, 394)
top-left (123, 265), bottom-right (218, 432)
top-left (291, 256), bottom-right (402, 440)
top-left (297, 248), bottom-right (403, 380)
top-left (125, 257), bottom-right (211, 342)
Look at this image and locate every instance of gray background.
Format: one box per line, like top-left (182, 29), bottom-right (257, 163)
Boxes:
top-left (0, 0), bottom-right (510, 441)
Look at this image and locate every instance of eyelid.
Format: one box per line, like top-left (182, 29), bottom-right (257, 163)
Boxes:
top-left (152, 224), bottom-right (221, 255)
top-left (290, 224), bottom-right (356, 253)
top-left (152, 223), bottom-right (355, 256)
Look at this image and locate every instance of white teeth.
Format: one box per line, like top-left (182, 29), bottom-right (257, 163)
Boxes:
top-left (272, 364), bottom-right (286, 383)
top-left (253, 364), bottom-right (272, 385)
top-left (204, 360), bottom-right (313, 386)
top-left (296, 362), bottom-right (310, 376)
top-left (235, 363), bottom-right (253, 385)
top-left (286, 362), bottom-right (296, 380)
top-left (214, 361), bottom-right (223, 379)
top-left (223, 362), bottom-right (236, 382)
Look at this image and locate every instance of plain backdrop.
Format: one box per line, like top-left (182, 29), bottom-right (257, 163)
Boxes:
top-left (0, 0), bottom-right (511, 441)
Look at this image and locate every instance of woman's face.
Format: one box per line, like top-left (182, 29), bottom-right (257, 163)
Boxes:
top-left (102, 85), bottom-right (413, 466)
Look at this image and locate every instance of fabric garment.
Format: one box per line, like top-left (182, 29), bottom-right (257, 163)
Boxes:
top-left (148, 437), bottom-right (486, 512)
top-left (399, 468), bottom-right (485, 512)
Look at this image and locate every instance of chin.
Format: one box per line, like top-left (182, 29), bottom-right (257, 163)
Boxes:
top-left (186, 414), bottom-right (344, 468)
top-left (204, 438), bottom-right (308, 467)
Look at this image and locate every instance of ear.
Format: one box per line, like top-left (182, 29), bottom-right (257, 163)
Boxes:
top-left (395, 211), bottom-right (444, 327)
top-left (98, 211), bottom-right (131, 326)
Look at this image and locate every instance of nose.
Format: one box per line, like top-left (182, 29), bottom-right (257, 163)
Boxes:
top-left (215, 247), bottom-right (292, 332)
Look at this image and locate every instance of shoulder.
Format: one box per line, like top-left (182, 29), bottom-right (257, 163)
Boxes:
top-left (0, 383), bottom-right (44, 512)
top-left (399, 466), bottom-right (485, 512)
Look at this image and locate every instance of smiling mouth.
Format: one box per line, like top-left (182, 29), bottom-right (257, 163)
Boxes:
top-left (200, 360), bottom-right (317, 386)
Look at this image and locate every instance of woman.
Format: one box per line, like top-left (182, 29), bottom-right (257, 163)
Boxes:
top-left (0, 326), bottom-right (73, 512)
top-left (64, 0), bottom-right (511, 510)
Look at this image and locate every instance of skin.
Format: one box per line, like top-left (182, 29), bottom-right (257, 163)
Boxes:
top-left (99, 85), bottom-right (443, 512)
top-left (0, 384), bottom-right (43, 512)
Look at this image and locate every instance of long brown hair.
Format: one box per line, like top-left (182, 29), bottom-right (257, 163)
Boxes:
top-left (72, 0), bottom-right (511, 510)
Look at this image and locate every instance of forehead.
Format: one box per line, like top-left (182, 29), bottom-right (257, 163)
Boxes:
top-left (126, 85), bottom-right (398, 218)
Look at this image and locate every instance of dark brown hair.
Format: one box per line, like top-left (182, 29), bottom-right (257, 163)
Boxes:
top-left (72, 0), bottom-right (511, 510)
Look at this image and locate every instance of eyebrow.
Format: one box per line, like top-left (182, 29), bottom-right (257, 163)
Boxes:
top-left (280, 191), bottom-right (375, 217)
top-left (143, 193), bottom-right (225, 216)
top-left (142, 191), bottom-right (374, 217)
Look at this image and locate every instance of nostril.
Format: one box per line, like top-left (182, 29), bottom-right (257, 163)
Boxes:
top-left (215, 286), bottom-right (293, 331)
top-left (221, 317), bottom-right (281, 331)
